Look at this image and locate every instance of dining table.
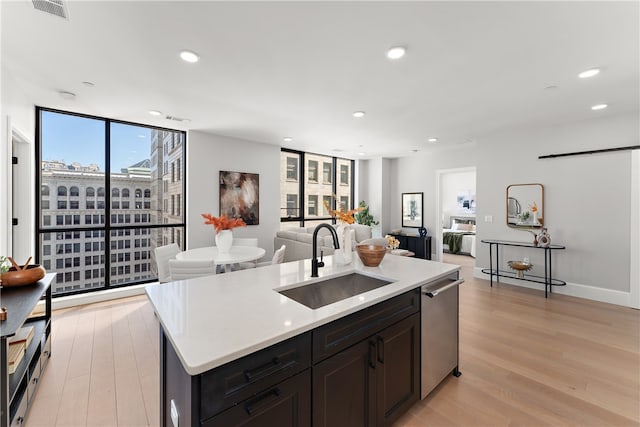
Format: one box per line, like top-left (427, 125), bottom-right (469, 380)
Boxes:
top-left (176, 245), bottom-right (266, 273)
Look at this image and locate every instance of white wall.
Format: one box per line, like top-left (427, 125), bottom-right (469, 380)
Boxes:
top-left (441, 170), bottom-right (476, 227)
top-left (387, 112), bottom-right (639, 307)
top-left (358, 157), bottom-right (392, 237)
top-left (389, 145), bottom-right (477, 237)
top-left (187, 130), bottom-right (281, 259)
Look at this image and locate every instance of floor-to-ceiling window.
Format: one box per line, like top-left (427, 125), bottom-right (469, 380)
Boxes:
top-left (280, 148), bottom-right (354, 228)
top-left (36, 107), bottom-right (186, 296)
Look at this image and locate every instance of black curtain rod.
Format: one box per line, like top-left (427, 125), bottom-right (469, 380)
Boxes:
top-left (539, 145), bottom-right (640, 159)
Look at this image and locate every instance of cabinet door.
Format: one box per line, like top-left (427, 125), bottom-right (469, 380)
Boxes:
top-left (375, 313), bottom-right (420, 427)
top-left (202, 370), bottom-right (311, 427)
top-left (313, 339), bottom-right (375, 427)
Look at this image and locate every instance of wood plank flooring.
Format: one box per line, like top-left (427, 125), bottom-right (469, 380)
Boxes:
top-left (25, 254), bottom-right (639, 426)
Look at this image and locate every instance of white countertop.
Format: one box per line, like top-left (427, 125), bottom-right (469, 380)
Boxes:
top-left (145, 253), bottom-right (460, 375)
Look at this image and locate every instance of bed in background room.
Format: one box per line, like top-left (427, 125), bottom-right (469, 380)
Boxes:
top-left (442, 216), bottom-right (476, 257)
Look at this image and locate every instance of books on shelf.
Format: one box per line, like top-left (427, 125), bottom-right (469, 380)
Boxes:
top-left (8, 342), bottom-right (26, 374)
top-left (9, 325), bottom-right (34, 348)
top-left (7, 326), bottom-right (34, 374)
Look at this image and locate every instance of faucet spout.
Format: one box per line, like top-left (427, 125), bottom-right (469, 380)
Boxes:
top-left (311, 224), bottom-right (340, 277)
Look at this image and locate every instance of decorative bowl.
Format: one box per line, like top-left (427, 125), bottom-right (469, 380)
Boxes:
top-left (1, 265), bottom-right (46, 287)
top-left (356, 245), bottom-right (387, 267)
top-left (507, 260), bottom-right (533, 278)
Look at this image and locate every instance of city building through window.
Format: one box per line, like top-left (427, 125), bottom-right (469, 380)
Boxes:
top-left (37, 108), bottom-right (186, 296)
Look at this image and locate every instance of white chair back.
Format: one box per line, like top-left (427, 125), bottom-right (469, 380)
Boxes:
top-left (154, 243), bottom-right (181, 283)
top-left (272, 244), bottom-right (286, 264)
top-left (168, 259), bottom-right (216, 281)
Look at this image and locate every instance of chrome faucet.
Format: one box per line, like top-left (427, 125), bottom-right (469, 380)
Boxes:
top-left (311, 224), bottom-right (340, 277)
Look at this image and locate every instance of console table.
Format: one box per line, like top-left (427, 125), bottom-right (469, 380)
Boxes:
top-left (480, 240), bottom-right (565, 298)
top-left (1, 273), bottom-right (54, 427)
top-left (389, 234), bottom-right (432, 260)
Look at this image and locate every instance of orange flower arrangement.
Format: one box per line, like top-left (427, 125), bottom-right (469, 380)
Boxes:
top-left (201, 213), bottom-right (247, 233)
top-left (322, 198), bottom-right (362, 224)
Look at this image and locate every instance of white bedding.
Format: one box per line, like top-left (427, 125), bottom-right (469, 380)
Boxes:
top-left (442, 228), bottom-right (476, 257)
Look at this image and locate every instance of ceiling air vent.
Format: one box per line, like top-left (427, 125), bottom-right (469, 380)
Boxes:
top-left (32, 0), bottom-right (69, 20)
top-left (165, 115), bottom-right (190, 123)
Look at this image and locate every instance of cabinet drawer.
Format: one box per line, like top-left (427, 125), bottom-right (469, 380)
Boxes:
top-left (312, 288), bottom-right (420, 363)
top-left (201, 370), bottom-right (311, 427)
top-left (40, 334), bottom-right (51, 372)
top-left (200, 332), bottom-right (311, 420)
top-left (27, 357), bottom-right (42, 404)
top-left (10, 394), bottom-right (27, 427)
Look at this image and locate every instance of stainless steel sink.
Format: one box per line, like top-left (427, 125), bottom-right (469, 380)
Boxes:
top-left (278, 273), bottom-right (394, 309)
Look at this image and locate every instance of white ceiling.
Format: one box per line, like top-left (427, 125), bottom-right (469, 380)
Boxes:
top-left (2, 1), bottom-right (638, 159)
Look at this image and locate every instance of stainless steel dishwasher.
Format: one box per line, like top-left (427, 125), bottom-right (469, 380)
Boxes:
top-left (421, 273), bottom-right (464, 398)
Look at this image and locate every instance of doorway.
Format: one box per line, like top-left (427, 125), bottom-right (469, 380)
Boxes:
top-left (435, 167), bottom-right (476, 262)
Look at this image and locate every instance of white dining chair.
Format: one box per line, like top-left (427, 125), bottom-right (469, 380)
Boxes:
top-left (154, 243), bottom-right (181, 283)
top-left (232, 238), bottom-right (260, 270)
top-left (256, 245), bottom-right (286, 268)
top-left (168, 259), bottom-right (216, 281)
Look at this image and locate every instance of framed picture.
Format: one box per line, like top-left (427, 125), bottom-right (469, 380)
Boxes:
top-left (402, 192), bottom-right (423, 228)
top-left (219, 171), bottom-right (259, 225)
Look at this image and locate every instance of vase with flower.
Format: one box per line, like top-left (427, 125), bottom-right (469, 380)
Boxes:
top-left (202, 213), bottom-right (247, 253)
top-left (323, 197), bottom-right (362, 265)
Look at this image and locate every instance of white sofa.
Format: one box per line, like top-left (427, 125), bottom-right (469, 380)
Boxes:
top-left (274, 224), bottom-right (372, 262)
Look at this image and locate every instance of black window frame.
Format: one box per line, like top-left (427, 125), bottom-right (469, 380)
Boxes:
top-left (35, 106), bottom-right (187, 297)
top-left (280, 148), bottom-right (355, 227)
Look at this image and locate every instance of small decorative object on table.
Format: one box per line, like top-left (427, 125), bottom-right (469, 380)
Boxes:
top-left (0, 256), bottom-right (46, 287)
top-left (507, 260), bottom-right (533, 278)
top-left (356, 245), bottom-right (387, 267)
top-left (385, 235), bottom-right (400, 250)
top-left (202, 213), bottom-right (247, 254)
top-left (418, 227), bottom-right (427, 237)
top-left (537, 227), bottom-right (551, 248)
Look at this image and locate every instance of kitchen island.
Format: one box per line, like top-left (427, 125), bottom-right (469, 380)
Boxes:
top-left (146, 253), bottom-right (460, 427)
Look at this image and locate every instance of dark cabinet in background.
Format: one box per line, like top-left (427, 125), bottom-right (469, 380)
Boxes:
top-left (390, 234), bottom-right (432, 260)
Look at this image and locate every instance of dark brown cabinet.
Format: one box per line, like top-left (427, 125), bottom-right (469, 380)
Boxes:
top-left (374, 314), bottom-right (420, 426)
top-left (202, 371), bottom-right (311, 427)
top-left (313, 313), bottom-right (420, 427)
top-left (160, 289), bottom-right (421, 427)
top-left (313, 339), bottom-right (374, 427)
top-left (390, 234), bottom-right (432, 260)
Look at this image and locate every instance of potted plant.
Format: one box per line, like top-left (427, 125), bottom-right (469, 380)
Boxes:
top-left (354, 201), bottom-right (379, 226)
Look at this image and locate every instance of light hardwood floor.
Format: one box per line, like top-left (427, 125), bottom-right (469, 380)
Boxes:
top-left (26, 254), bottom-right (640, 426)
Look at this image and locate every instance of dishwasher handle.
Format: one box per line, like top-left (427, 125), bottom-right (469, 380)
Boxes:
top-left (423, 278), bottom-right (464, 298)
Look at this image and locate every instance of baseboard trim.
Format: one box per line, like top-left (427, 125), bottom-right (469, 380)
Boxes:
top-left (473, 267), bottom-right (633, 308)
top-left (52, 283), bottom-right (151, 310)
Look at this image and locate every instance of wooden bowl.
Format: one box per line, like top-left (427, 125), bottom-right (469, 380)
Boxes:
top-left (507, 260), bottom-right (533, 278)
top-left (356, 245), bottom-right (387, 267)
top-left (1, 265), bottom-right (46, 287)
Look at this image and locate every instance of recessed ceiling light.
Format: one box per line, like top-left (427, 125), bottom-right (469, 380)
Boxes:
top-left (591, 104), bottom-right (608, 110)
top-left (427, 138), bottom-right (438, 143)
top-left (179, 50), bottom-right (200, 63)
top-left (387, 46), bottom-right (406, 60)
top-left (283, 137), bottom-right (293, 143)
top-left (358, 152), bottom-right (366, 156)
top-left (579, 68), bottom-right (600, 79)
top-left (353, 111), bottom-right (365, 118)
top-left (149, 110), bottom-right (162, 116)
